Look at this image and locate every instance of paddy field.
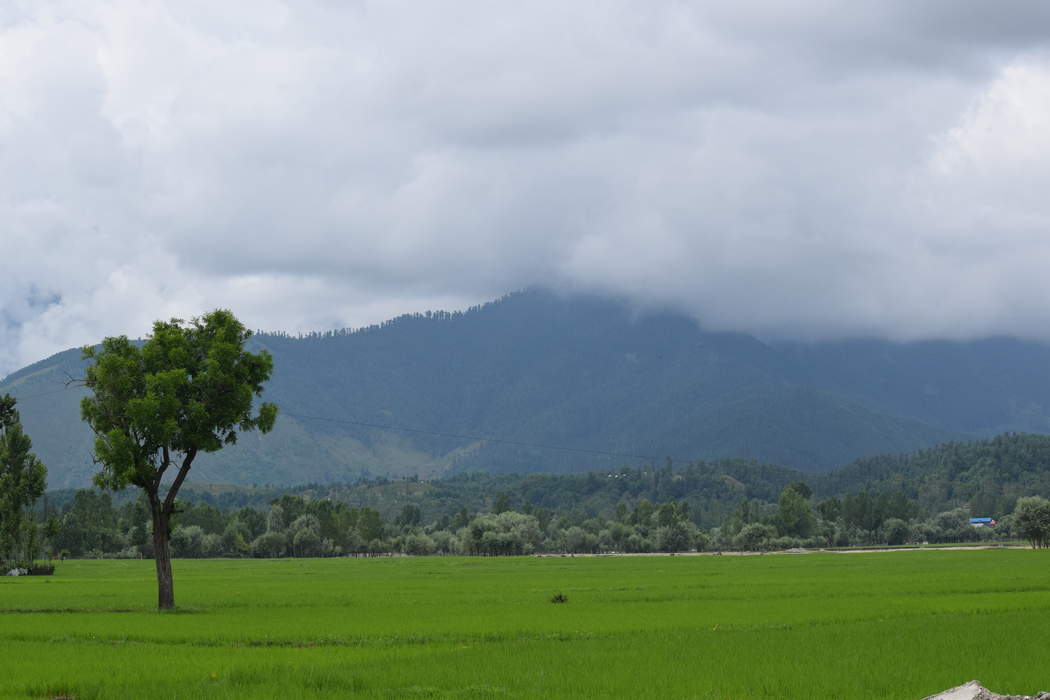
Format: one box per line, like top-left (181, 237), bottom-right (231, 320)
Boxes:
top-left (3, 550), bottom-right (1049, 699)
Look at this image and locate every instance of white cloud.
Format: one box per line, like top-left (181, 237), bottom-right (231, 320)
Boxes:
top-left (3, 1), bottom-right (1050, 377)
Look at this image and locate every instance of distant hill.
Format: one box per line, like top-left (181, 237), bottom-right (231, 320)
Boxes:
top-left (5, 289), bottom-right (1050, 488)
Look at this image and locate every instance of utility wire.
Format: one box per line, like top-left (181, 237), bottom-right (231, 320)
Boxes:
top-left (283, 410), bottom-right (669, 464)
top-left (2, 385), bottom-right (78, 402)
top-left (5, 385), bottom-right (680, 466)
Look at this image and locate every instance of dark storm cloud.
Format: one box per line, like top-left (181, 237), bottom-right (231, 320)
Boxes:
top-left (3, 1), bottom-right (1050, 376)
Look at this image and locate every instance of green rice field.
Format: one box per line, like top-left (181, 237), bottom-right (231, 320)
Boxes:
top-left (3, 550), bottom-right (1049, 699)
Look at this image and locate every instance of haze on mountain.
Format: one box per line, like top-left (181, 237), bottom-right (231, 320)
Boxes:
top-left (6, 290), bottom-right (1050, 489)
top-left (4, 2), bottom-right (1050, 382)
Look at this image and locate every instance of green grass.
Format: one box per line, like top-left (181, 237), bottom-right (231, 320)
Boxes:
top-left (3, 551), bottom-right (1050, 698)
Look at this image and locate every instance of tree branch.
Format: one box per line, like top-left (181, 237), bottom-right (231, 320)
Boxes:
top-left (153, 446), bottom-right (171, 494)
top-left (162, 447), bottom-right (197, 516)
top-left (63, 371), bottom-right (86, 388)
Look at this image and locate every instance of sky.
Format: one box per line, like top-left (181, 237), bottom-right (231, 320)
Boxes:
top-left (3, 1), bottom-right (1050, 378)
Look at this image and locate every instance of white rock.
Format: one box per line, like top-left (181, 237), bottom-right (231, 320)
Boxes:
top-left (923, 681), bottom-right (1050, 700)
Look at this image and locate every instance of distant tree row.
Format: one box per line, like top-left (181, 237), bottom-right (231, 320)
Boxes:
top-left (38, 490), bottom-right (706, 558)
top-left (26, 479), bottom-right (1047, 562)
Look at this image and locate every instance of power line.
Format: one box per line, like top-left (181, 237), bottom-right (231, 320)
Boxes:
top-left (4, 385), bottom-right (680, 466)
top-left (283, 410), bottom-right (667, 464)
top-left (2, 385), bottom-right (77, 402)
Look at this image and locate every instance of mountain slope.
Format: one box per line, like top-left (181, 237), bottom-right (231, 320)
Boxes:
top-left (6, 290), bottom-right (1050, 487)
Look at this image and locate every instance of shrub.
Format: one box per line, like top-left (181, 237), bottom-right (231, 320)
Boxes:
top-left (201, 533), bottom-right (224, 557)
top-left (251, 531), bottom-right (288, 558)
top-left (170, 525), bottom-right (204, 558)
top-left (403, 533), bottom-right (436, 556)
top-left (881, 518), bottom-right (910, 546)
top-left (656, 521), bottom-right (695, 553)
top-left (734, 523), bottom-right (777, 551)
top-left (561, 526), bottom-right (599, 554)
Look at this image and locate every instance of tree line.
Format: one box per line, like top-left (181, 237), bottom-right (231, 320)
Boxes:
top-left (24, 480), bottom-right (1050, 562)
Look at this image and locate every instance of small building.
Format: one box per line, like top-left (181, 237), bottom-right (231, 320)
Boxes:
top-left (969, 517), bottom-right (996, 528)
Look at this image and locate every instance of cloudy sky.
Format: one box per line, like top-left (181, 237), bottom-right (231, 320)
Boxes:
top-left (3, 1), bottom-right (1050, 377)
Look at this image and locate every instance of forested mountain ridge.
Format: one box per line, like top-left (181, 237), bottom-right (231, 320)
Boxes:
top-left (5, 289), bottom-right (1050, 488)
top-left (817, 432), bottom-right (1050, 516)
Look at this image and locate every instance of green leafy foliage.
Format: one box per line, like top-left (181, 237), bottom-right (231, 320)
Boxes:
top-left (819, 433), bottom-right (1050, 514)
top-left (81, 311), bottom-right (277, 492)
top-left (0, 395), bottom-right (47, 564)
top-left (776, 485), bottom-right (816, 537)
top-left (30, 431), bottom-right (1050, 558)
top-left (1012, 496), bottom-right (1050, 548)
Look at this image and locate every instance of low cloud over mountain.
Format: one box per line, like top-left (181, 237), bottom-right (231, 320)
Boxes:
top-left (5, 2), bottom-right (1050, 377)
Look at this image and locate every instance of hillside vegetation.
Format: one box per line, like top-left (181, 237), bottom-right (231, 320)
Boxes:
top-left (6, 290), bottom-right (1050, 487)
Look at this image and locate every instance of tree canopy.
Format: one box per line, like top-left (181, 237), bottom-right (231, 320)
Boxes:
top-left (1012, 496), bottom-right (1050, 549)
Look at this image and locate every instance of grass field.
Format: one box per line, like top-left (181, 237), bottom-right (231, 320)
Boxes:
top-left (3, 550), bottom-right (1049, 699)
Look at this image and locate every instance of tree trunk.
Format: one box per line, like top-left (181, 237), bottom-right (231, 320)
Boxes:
top-left (150, 502), bottom-right (175, 610)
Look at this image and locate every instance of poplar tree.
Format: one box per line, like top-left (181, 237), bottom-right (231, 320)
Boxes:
top-left (0, 395), bottom-right (47, 565)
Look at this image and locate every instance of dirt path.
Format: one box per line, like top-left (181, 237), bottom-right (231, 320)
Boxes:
top-left (534, 544), bottom-right (1027, 558)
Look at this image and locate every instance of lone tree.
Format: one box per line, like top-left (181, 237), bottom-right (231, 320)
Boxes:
top-left (0, 395), bottom-right (48, 565)
top-left (81, 310), bottom-right (277, 609)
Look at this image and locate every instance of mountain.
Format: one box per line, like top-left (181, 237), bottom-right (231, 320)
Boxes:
top-left (5, 289), bottom-right (1050, 488)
